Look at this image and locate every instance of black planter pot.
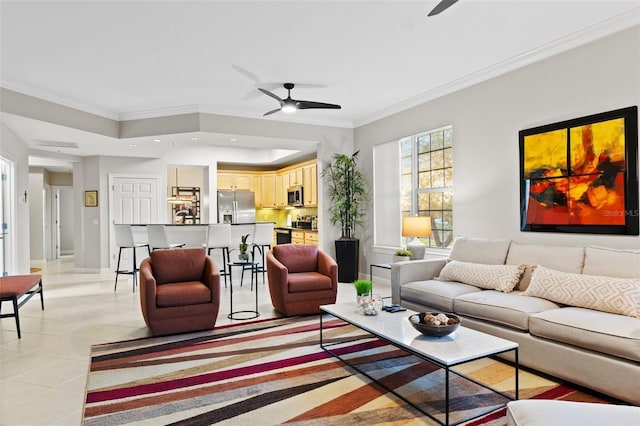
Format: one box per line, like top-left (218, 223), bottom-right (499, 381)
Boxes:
top-left (335, 239), bottom-right (359, 283)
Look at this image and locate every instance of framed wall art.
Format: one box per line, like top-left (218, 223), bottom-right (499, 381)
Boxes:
top-left (85, 190), bottom-right (98, 207)
top-left (519, 106), bottom-right (638, 235)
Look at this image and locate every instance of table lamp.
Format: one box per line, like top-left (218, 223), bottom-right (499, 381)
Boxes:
top-left (402, 216), bottom-right (431, 260)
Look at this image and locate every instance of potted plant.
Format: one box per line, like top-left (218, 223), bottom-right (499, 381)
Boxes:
top-left (353, 279), bottom-right (372, 297)
top-left (239, 234), bottom-right (250, 261)
top-left (394, 248), bottom-right (413, 263)
top-left (322, 151), bottom-right (368, 282)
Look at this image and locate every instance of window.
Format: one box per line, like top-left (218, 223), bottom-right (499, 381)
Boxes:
top-left (400, 126), bottom-right (454, 248)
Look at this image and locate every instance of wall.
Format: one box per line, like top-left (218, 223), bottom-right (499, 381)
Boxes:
top-left (355, 26), bottom-right (640, 271)
top-left (0, 124), bottom-right (31, 274)
top-left (28, 169), bottom-right (45, 262)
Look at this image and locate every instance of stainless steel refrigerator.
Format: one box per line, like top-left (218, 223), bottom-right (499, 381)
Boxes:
top-left (217, 190), bottom-right (256, 224)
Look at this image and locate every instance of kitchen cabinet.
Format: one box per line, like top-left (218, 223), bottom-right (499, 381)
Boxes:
top-left (304, 231), bottom-right (318, 246)
top-left (289, 167), bottom-right (303, 187)
top-left (303, 163), bottom-right (318, 207)
top-left (257, 173), bottom-right (276, 208)
top-left (275, 171), bottom-right (290, 208)
top-left (292, 230), bottom-right (305, 244)
top-left (217, 172), bottom-right (253, 190)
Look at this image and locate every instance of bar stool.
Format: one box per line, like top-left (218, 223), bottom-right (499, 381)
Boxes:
top-left (203, 223), bottom-right (232, 287)
top-left (114, 224), bottom-right (150, 292)
top-left (252, 222), bottom-right (274, 283)
top-left (147, 225), bottom-right (185, 251)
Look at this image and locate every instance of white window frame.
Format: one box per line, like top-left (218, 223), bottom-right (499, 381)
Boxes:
top-left (400, 125), bottom-right (454, 249)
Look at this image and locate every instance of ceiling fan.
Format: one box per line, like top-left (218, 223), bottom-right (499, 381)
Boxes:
top-left (258, 83), bottom-right (341, 116)
top-left (428, 0), bottom-right (460, 16)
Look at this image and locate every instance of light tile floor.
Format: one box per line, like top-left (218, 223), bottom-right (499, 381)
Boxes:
top-left (0, 257), bottom-right (389, 426)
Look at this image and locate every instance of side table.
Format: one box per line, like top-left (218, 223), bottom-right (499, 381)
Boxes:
top-left (369, 262), bottom-right (392, 290)
top-left (227, 261), bottom-right (260, 320)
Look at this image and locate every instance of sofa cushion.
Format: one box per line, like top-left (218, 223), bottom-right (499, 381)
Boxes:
top-left (583, 246), bottom-right (640, 278)
top-left (438, 261), bottom-right (525, 292)
top-left (272, 244), bottom-right (318, 273)
top-left (505, 242), bottom-right (585, 291)
top-left (288, 272), bottom-right (333, 292)
top-left (454, 290), bottom-right (561, 331)
top-left (448, 237), bottom-right (512, 265)
top-left (507, 400), bottom-right (640, 426)
top-left (524, 266), bottom-right (640, 318)
top-left (156, 281), bottom-right (212, 307)
top-left (400, 279), bottom-right (481, 312)
top-left (151, 248), bottom-right (206, 285)
top-left (530, 307), bottom-right (640, 362)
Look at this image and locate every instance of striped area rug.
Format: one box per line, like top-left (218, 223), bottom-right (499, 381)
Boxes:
top-left (84, 316), bottom-right (608, 425)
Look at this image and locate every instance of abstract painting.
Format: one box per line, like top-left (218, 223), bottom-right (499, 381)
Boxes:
top-left (519, 106), bottom-right (638, 235)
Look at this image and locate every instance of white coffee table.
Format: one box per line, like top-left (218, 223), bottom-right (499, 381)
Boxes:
top-left (320, 303), bottom-right (519, 426)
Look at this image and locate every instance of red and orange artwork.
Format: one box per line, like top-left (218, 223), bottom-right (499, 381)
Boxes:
top-left (523, 117), bottom-right (626, 226)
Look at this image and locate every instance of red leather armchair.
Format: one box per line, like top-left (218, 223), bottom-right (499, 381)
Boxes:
top-left (140, 248), bottom-right (220, 335)
top-left (266, 244), bottom-right (338, 316)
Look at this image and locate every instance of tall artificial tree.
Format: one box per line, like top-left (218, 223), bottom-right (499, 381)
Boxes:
top-left (322, 151), bottom-right (368, 239)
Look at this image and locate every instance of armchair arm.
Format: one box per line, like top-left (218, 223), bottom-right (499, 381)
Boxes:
top-left (391, 258), bottom-right (447, 304)
top-left (139, 259), bottom-right (157, 321)
top-left (317, 250), bottom-right (338, 287)
top-left (202, 255), bottom-right (221, 304)
top-left (266, 251), bottom-right (288, 288)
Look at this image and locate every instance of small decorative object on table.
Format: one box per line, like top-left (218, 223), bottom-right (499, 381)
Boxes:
top-left (238, 234), bottom-right (250, 261)
top-left (393, 248), bottom-right (412, 263)
top-left (409, 312), bottom-right (460, 337)
top-left (359, 293), bottom-right (383, 315)
top-left (353, 279), bottom-right (372, 304)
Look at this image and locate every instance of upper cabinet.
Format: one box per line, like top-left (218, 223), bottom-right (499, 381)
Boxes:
top-left (217, 172), bottom-right (253, 190)
top-left (275, 171), bottom-right (290, 208)
top-left (257, 173), bottom-right (276, 208)
top-left (289, 167), bottom-right (303, 187)
top-left (303, 163), bottom-right (318, 207)
top-left (218, 159), bottom-right (317, 209)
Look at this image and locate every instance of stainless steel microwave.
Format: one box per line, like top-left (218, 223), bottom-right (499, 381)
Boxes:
top-left (287, 186), bottom-right (304, 206)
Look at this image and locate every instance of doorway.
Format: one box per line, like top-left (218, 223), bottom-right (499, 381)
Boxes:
top-left (108, 174), bottom-right (161, 270)
top-left (0, 157), bottom-right (15, 275)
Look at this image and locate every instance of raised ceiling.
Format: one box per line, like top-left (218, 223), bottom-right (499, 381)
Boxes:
top-left (1, 1), bottom-right (639, 170)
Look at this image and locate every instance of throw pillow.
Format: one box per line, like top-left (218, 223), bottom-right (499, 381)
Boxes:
top-left (437, 260), bottom-right (525, 293)
top-left (524, 266), bottom-right (640, 318)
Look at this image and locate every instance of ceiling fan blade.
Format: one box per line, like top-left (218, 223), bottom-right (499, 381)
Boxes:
top-left (428, 0), bottom-right (459, 16)
top-left (258, 88), bottom-right (283, 103)
top-left (296, 100), bottom-right (342, 110)
top-left (232, 64), bottom-right (260, 83)
top-left (263, 108), bottom-right (281, 116)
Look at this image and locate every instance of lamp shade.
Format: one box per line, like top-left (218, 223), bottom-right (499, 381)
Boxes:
top-left (402, 216), bottom-right (431, 238)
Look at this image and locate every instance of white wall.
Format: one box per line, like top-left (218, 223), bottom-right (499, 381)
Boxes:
top-left (0, 124), bottom-right (31, 273)
top-left (356, 26), bottom-right (640, 271)
top-left (28, 170), bottom-right (45, 262)
top-left (58, 187), bottom-right (74, 254)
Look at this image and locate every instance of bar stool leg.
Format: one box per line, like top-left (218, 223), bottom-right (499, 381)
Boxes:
top-left (114, 247), bottom-right (123, 292)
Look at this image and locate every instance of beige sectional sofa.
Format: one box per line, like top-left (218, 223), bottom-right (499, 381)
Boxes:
top-left (391, 237), bottom-right (640, 405)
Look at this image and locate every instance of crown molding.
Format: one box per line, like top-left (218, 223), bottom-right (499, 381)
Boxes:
top-left (0, 80), bottom-right (120, 121)
top-left (353, 9), bottom-right (640, 128)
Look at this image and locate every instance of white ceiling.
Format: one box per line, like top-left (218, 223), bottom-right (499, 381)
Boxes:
top-left (1, 0), bottom-right (639, 171)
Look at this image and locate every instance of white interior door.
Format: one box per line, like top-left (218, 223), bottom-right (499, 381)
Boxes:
top-left (109, 175), bottom-right (160, 270)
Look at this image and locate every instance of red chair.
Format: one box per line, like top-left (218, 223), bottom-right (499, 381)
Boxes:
top-left (139, 248), bottom-right (220, 336)
top-left (266, 244), bottom-right (338, 316)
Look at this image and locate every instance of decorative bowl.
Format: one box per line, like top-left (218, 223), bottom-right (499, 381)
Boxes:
top-left (408, 312), bottom-right (460, 337)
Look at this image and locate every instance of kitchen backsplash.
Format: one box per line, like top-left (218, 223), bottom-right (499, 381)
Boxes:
top-left (256, 207), bottom-right (318, 228)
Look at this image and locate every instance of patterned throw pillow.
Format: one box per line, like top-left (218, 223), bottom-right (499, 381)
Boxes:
top-left (437, 260), bottom-right (525, 293)
top-left (524, 266), bottom-right (640, 318)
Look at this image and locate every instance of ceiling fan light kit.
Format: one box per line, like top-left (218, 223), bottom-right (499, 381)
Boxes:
top-left (258, 82), bottom-right (341, 116)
